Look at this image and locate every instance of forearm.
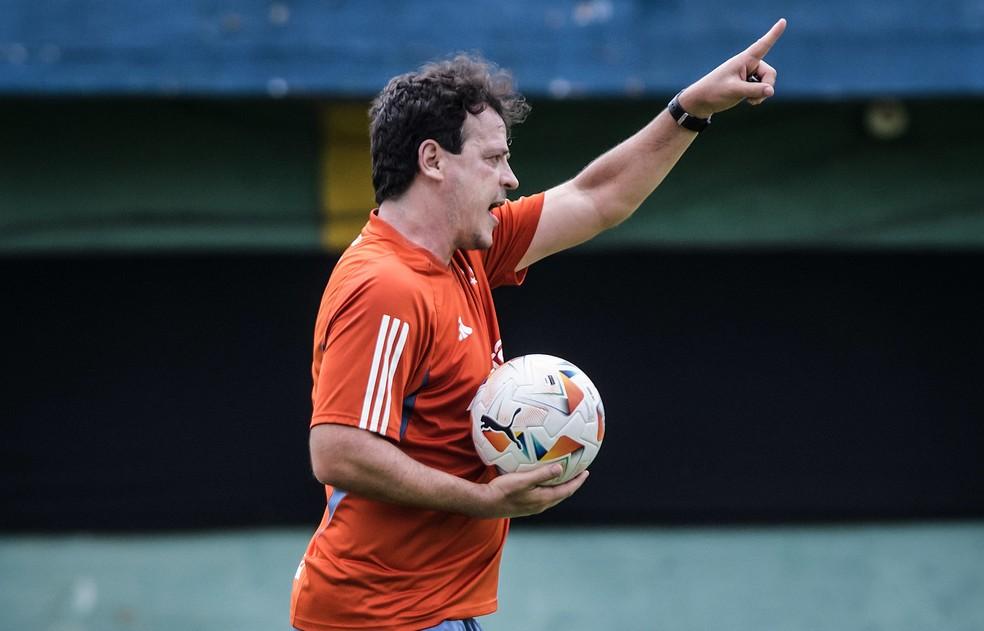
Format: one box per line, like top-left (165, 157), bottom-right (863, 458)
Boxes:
top-left (310, 423), bottom-right (490, 517)
top-left (570, 108), bottom-right (697, 227)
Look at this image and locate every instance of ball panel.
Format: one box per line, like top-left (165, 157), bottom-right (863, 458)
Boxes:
top-left (512, 404), bottom-right (549, 431)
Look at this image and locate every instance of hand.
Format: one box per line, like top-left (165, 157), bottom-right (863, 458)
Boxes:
top-left (678, 18), bottom-right (787, 118)
top-left (479, 464), bottom-right (589, 518)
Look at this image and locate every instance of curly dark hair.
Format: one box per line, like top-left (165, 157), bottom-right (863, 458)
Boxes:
top-left (369, 54), bottom-right (530, 204)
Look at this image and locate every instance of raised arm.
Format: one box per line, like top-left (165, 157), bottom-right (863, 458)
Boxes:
top-left (516, 18), bottom-right (787, 270)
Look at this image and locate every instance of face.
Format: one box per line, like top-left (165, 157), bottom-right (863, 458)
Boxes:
top-left (442, 108), bottom-right (520, 250)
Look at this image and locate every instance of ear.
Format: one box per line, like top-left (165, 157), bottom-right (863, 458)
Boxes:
top-left (417, 139), bottom-right (444, 182)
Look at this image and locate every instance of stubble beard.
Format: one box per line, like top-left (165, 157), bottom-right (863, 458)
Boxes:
top-left (453, 203), bottom-right (496, 252)
top-left (462, 223), bottom-right (494, 251)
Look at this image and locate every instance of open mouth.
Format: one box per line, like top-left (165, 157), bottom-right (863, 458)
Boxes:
top-left (488, 200), bottom-right (506, 211)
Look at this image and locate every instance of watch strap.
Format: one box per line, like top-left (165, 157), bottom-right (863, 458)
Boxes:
top-left (667, 91), bottom-right (711, 132)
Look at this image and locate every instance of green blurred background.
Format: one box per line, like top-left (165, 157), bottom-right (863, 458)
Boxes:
top-left (3, 99), bottom-right (983, 252)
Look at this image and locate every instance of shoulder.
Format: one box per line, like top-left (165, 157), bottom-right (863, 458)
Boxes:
top-left (494, 192), bottom-right (545, 226)
top-left (479, 192), bottom-right (546, 287)
top-left (326, 243), bottom-right (433, 315)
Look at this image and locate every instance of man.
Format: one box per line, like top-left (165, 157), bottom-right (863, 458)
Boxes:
top-left (291, 18), bottom-right (786, 631)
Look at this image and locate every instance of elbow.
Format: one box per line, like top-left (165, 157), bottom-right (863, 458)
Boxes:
top-left (309, 425), bottom-right (348, 486)
top-left (590, 193), bottom-right (638, 232)
top-left (602, 211), bottom-right (628, 231)
top-left (598, 205), bottom-right (634, 231)
top-left (310, 455), bottom-right (335, 486)
top-left (604, 193), bottom-right (647, 229)
top-left (311, 447), bottom-right (349, 487)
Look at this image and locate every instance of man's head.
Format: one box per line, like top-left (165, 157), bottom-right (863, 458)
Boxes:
top-left (369, 55), bottom-right (530, 205)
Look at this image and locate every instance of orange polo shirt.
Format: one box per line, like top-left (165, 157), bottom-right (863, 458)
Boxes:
top-left (291, 193), bottom-right (544, 631)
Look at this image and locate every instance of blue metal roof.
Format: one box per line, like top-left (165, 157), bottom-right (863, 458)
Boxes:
top-left (2, 0), bottom-right (983, 97)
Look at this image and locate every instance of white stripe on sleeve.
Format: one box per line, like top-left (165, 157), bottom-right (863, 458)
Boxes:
top-left (368, 317), bottom-right (402, 433)
top-left (359, 315), bottom-right (391, 430)
top-left (379, 321), bottom-right (410, 436)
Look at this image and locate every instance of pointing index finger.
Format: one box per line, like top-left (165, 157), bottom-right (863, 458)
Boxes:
top-left (746, 18), bottom-right (787, 59)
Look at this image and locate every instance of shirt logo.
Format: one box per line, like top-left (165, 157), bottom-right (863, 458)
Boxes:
top-left (464, 263), bottom-right (478, 285)
top-left (491, 339), bottom-right (504, 368)
top-left (457, 317), bottom-right (473, 341)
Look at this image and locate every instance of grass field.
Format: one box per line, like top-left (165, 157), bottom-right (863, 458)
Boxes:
top-left (2, 522), bottom-right (982, 630)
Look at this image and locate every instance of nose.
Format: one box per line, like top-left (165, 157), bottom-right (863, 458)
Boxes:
top-left (501, 161), bottom-right (519, 191)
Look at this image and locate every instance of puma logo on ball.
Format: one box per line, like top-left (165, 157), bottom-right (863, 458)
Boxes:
top-left (479, 408), bottom-right (523, 451)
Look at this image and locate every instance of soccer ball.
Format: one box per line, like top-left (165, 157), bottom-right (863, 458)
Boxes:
top-left (469, 354), bottom-right (605, 485)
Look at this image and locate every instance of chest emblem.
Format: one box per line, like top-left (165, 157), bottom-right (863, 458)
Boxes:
top-left (464, 263), bottom-right (478, 285)
top-left (457, 316), bottom-right (473, 342)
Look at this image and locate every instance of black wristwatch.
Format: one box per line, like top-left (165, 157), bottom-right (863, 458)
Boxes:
top-left (667, 91), bottom-right (711, 132)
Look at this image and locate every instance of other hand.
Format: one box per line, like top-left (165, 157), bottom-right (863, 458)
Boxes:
top-left (480, 464), bottom-right (589, 518)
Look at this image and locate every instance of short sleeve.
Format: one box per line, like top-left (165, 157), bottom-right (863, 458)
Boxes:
top-left (482, 192), bottom-right (544, 289)
top-left (311, 273), bottom-right (429, 442)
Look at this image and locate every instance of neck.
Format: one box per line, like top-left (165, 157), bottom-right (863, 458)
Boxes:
top-left (377, 191), bottom-right (455, 264)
